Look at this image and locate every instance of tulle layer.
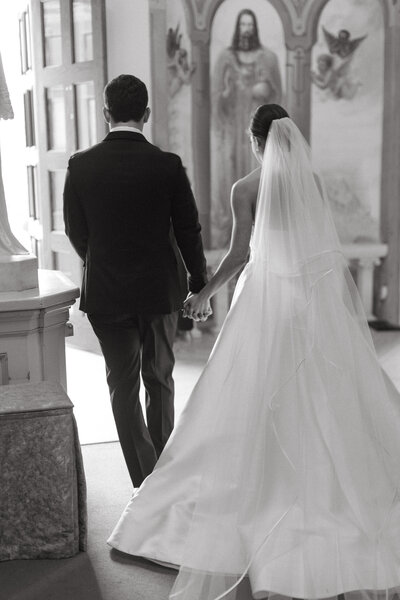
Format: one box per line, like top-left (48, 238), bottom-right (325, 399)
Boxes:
top-left (109, 261), bottom-right (400, 600)
top-left (168, 261), bottom-right (400, 600)
top-left (172, 571), bottom-right (400, 600)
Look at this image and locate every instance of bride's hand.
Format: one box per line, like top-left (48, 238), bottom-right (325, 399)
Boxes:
top-left (183, 292), bottom-right (213, 322)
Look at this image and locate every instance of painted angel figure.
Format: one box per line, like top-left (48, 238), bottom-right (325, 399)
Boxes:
top-left (322, 27), bottom-right (367, 59)
top-left (166, 24), bottom-right (195, 97)
top-left (312, 28), bottom-right (366, 100)
top-left (311, 53), bottom-right (361, 100)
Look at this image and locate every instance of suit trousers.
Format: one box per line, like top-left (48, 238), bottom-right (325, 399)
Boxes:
top-left (88, 311), bottom-right (178, 487)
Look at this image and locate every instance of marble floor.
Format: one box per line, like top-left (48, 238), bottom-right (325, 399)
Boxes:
top-left (66, 327), bottom-right (400, 446)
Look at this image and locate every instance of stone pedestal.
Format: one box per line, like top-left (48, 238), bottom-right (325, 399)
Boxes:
top-left (0, 380), bottom-right (86, 560)
top-left (342, 242), bottom-right (388, 321)
top-left (0, 269), bottom-right (79, 388)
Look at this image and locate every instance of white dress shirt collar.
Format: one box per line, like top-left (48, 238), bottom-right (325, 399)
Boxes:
top-left (109, 125), bottom-right (146, 139)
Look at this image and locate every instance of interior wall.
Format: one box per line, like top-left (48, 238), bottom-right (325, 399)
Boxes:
top-left (105, 0), bottom-right (152, 139)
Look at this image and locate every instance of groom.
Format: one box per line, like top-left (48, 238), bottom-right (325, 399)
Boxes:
top-left (64, 74), bottom-right (208, 487)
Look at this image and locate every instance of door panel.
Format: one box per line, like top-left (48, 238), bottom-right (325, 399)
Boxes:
top-left (29, 0), bottom-right (107, 284)
top-left (41, 0), bottom-right (63, 67)
top-left (74, 81), bottom-right (96, 149)
top-left (72, 0), bottom-right (94, 63)
top-left (45, 84), bottom-right (67, 150)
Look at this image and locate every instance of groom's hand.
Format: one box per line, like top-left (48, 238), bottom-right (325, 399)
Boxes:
top-left (183, 292), bottom-right (212, 322)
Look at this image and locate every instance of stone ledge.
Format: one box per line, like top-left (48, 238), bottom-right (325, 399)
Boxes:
top-left (342, 242), bottom-right (388, 261)
top-left (0, 380), bottom-right (72, 415)
top-left (0, 269), bottom-right (79, 311)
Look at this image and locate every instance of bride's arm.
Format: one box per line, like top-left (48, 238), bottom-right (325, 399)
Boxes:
top-left (203, 184), bottom-right (253, 297)
top-left (184, 181), bottom-right (254, 318)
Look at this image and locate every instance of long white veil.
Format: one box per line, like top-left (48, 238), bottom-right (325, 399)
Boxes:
top-left (168, 118), bottom-right (400, 600)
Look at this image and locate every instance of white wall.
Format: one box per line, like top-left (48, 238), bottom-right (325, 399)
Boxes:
top-left (105, 0), bottom-right (152, 138)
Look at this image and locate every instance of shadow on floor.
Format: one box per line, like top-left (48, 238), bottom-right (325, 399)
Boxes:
top-left (0, 552), bottom-right (104, 600)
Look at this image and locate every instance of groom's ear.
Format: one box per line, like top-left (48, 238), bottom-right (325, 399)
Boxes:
top-left (144, 107), bottom-right (151, 123)
top-left (103, 106), bottom-right (111, 123)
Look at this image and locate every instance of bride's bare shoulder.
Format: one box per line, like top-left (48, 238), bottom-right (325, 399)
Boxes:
top-left (232, 167), bottom-right (261, 202)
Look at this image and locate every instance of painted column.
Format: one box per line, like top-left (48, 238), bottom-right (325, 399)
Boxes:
top-left (190, 31), bottom-right (211, 248)
top-left (285, 41), bottom-right (313, 142)
top-left (375, 3), bottom-right (400, 323)
top-left (148, 0), bottom-right (169, 149)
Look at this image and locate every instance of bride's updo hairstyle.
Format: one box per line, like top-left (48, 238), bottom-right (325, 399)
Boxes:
top-left (250, 104), bottom-right (289, 146)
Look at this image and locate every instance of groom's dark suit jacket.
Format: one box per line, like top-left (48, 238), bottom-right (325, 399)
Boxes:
top-left (63, 131), bottom-right (207, 314)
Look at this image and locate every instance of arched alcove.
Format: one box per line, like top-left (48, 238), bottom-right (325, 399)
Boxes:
top-left (183, 0), bottom-right (297, 247)
top-left (209, 0), bottom-right (286, 248)
top-left (149, 0), bottom-right (400, 322)
top-left (310, 0), bottom-right (384, 246)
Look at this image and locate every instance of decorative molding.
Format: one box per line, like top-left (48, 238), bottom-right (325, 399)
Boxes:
top-left (284, 0), bottom-right (315, 37)
top-left (185, 0), bottom-right (395, 42)
top-left (187, 0), bottom-right (292, 36)
top-left (291, 0), bottom-right (308, 18)
top-left (189, 0), bottom-right (211, 30)
top-left (287, 46), bottom-right (310, 105)
top-left (185, 0), bottom-right (318, 45)
top-left (149, 0), bottom-right (165, 10)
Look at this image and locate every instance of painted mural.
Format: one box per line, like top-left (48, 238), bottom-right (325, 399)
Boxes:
top-left (165, 1), bottom-right (194, 183)
top-left (161, 0), bottom-right (385, 249)
top-left (311, 0), bottom-right (384, 244)
top-left (210, 0), bottom-right (286, 248)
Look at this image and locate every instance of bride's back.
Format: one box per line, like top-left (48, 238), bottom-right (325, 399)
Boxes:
top-left (233, 167), bottom-right (261, 220)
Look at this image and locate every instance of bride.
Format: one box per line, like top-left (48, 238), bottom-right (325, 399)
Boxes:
top-left (108, 105), bottom-right (400, 600)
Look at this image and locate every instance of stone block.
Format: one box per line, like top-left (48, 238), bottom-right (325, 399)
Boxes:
top-left (0, 381), bottom-right (87, 560)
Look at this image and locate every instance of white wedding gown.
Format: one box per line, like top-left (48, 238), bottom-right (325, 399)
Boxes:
top-left (108, 119), bottom-right (400, 600)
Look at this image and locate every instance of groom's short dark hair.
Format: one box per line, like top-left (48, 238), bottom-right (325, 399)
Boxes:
top-left (104, 74), bottom-right (148, 122)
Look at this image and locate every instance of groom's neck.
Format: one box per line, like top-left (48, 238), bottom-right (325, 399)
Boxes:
top-left (109, 118), bottom-right (144, 131)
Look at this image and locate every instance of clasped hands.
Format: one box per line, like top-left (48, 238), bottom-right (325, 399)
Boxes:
top-left (183, 292), bottom-right (213, 322)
